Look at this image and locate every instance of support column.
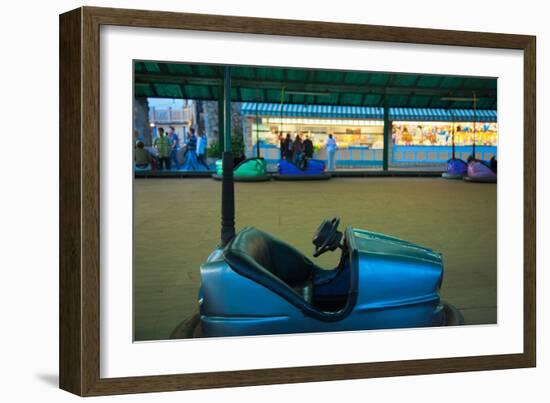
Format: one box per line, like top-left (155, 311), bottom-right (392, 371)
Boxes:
top-left (382, 97), bottom-right (390, 171)
top-left (256, 115), bottom-right (261, 158)
top-left (218, 98), bottom-right (224, 148)
top-left (472, 96), bottom-right (477, 159)
top-left (133, 96), bottom-right (152, 146)
top-left (221, 66), bottom-right (235, 246)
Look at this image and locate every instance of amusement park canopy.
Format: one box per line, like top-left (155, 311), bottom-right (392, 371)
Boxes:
top-left (134, 63), bottom-right (498, 245)
top-left (134, 61), bottom-right (497, 110)
top-left (240, 103), bottom-right (498, 122)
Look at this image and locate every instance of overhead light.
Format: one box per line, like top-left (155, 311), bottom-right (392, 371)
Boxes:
top-left (285, 90), bottom-right (331, 97)
top-left (440, 97), bottom-right (477, 101)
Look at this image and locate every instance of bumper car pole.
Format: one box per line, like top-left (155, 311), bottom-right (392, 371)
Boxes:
top-left (472, 93), bottom-right (477, 159)
top-left (221, 66), bottom-right (235, 246)
top-left (451, 110), bottom-right (455, 159)
top-left (256, 88), bottom-right (261, 159)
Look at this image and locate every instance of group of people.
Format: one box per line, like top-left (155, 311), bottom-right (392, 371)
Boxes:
top-left (279, 133), bottom-right (314, 165)
top-left (178, 127), bottom-right (210, 171)
top-left (278, 132), bottom-right (338, 171)
top-left (134, 126), bottom-right (210, 171)
top-left (136, 128), bottom-right (339, 172)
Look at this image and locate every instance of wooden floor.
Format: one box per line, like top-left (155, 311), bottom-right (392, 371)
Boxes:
top-left (134, 177), bottom-right (497, 341)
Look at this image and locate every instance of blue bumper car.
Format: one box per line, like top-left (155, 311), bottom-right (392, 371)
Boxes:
top-left (442, 158), bottom-right (468, 179)
top-left (273, 158), bottom-right (331, 181)
top-left (179, 217), bottom-right (462, 338)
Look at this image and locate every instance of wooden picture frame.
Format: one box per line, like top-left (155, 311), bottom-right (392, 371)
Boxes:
top-left (59, 6), bottom-right (536, 396)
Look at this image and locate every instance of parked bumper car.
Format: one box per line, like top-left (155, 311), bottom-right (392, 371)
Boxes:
top-left (273, 158), bottom-right (330, 181)
top-left (464, 159), bottom-right (497, 183)
top-left (212, 157), bottom-right (270, 182)
top-left (134, 163), bottom-right (152, 173)
top-left (442, 158), bottom-right (468, 179)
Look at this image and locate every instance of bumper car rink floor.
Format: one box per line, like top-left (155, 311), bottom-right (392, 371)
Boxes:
top-left (134, 177), bottom-right (496, 341)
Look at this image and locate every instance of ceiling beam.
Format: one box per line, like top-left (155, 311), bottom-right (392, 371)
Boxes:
top-left (134, 73), bottom-right (497, 99)
top-left (150, 83), bottom-right (159, 98)
top-left (139, 92), bottom-right (497, 111)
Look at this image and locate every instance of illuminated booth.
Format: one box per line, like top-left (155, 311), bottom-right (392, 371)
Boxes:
top-left (241, 103), bottom-right (497, 169)
top-left (241, 103), bottom-right (384, 168)
top-left (389, 108), bottom-right (498, 168)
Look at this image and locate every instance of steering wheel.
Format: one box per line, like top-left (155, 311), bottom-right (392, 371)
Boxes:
top-left (312, 217), bottom-right (343, 257)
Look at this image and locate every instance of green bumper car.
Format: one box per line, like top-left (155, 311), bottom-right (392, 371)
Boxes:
top-left (212, 157), bottom-right (270, 182)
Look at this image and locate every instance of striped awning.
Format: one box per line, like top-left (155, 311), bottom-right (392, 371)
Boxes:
top-left (389, 108), bottom-right (497, 122)
top-left (240, 103), bottom-right (497, 122)
top-left (240, 103), bottom-right (383, 119)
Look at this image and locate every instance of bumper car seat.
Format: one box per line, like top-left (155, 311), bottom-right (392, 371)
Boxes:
top-left (224, 228), bottom-right (316, 303)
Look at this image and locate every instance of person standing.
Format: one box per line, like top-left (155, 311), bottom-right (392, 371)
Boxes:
top-left (303, 135), bottom-right (314, 159)
top-left (186, 128), bottom-right (198, 153)
top-left (182, 129), bottom-right (198, 170)
top-left (196, 131), bottom-right (210, 170)
top-left (326, 133), bottom-right (337, 172)
top-left (283, 133), bottom-right (293, 162)
top-left (154, 127), bottom-right (171, 170)
top-left (168, 126), bottom-right (180, 170)
top-left (292, 134), bottom-right (304, 165)
top-left (278, 132), bottom-right (284, 160)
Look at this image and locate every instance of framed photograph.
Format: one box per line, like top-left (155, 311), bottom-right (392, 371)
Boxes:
top-left (59, 6), bottom-right (536, 396)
